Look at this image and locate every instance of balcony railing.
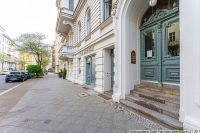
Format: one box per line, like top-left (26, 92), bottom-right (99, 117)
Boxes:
top-left (59, 45), bottom-right (76, 60)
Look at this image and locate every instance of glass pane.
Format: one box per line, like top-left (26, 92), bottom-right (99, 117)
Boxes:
top-left (145, 32), bottom-right (155, 58)
top-left (69, 0), bottom-right (74, 10)
top-left (103, 0), bottom-right (112, 20)
top-left (167, 22), bottom-right (179, 56)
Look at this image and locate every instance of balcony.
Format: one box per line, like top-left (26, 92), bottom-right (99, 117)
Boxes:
top-left (59, 45), bottom-right (76, 60)
top-left (56, 7), bottom-right (74, 35)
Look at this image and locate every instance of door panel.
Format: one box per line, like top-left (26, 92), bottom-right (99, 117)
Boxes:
top-left (111, 49), bottom-right (115, 88)
top-left (162, 18), bottom-right (180, 83)
top-left (141, 26), bottom-right (159, 81)
top-left (86, 59), bottom-right (92, 85)
top-left (141, 16), bottom-right (180, 84)
top-left (86, 56), bottom-right (96, 86)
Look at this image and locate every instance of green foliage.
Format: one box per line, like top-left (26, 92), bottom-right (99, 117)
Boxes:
top-left (58, 69), bottom-right (67, 79)
top-left (62, 68), bottom-right (67, 79)
top-left (26, 65), bottom-right (43, 77)
top-left (58, 69), bottom-right (63, 78)
top-left (16, 32), bottom-right (51, 67)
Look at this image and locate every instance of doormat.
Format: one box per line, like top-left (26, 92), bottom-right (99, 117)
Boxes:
top-left (98, 94), bottom-right (111, 100)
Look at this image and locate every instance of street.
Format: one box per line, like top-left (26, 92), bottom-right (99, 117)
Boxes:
top-left (0, 75), bottom-right (22, 94)
top-left (0, 74), bottom-right (166, 133)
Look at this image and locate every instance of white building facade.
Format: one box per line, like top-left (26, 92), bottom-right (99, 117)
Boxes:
top-left (0, 27), bottom-right (19, 72)
top-left (55, 0), bottom-right (200, 130)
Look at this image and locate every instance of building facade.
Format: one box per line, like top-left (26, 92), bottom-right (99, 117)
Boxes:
top-left (0, 27), bottom-right (19, 72)
top-left (18, 52), bottom-right (37, 70)
top-left (54, 0), bottom-right (200, 129)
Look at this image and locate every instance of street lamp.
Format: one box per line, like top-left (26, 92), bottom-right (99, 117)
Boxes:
top-left (149, 0), bottom-right (157, 7)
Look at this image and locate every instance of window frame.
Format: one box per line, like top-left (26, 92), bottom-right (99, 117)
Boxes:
top-left (77, 21), bottom-right (81, 42)
top-left (85, 8), bottom-right (91, 35)
top-left (103, 0), bottom-right (112, 21)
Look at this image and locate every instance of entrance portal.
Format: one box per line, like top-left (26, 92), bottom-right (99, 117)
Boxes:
top-left (140, 0), bottom-right (180, 84)
top-left (85, 55), bottom-right (96, 86)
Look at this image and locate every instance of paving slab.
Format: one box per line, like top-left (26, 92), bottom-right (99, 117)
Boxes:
top-left (0, 74), bottom-right (167, 133)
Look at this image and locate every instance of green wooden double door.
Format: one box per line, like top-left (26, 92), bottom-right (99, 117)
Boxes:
top-left (140, 8), bottom-right (180, 84)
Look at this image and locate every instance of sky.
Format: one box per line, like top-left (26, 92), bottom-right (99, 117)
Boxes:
top-left (0, 0), bottom-right (57, 44)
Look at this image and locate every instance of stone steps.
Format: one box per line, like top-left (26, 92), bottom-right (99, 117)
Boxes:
top-left (98, 90), bottom-right (113, 100)
top-left (120, 84), bottom-right (183, 129)
top-left (126, 94), bottom-right (179, 119)
top-left (132, 88), bottom-right (180, 106)
top-left (136, 86), bottom-right (180, 97)
top-left (120, 99), bottom-right (183, 130)
top-left (137, 84), bottom-right (180, 95)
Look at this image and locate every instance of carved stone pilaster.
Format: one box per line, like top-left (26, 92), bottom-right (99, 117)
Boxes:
top-left (111, 0), bottom-right (119, 17)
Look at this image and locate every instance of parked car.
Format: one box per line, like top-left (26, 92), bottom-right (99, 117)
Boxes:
top-left (5, 71), bottom-right (26, 82)
top-left (24, 72), bottom-right (31, 79)
top-left (1, 70), bottom-right (10, 75)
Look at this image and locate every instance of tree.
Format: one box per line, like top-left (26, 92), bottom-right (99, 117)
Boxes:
top-left (16, 32), bottom-right (50, 67)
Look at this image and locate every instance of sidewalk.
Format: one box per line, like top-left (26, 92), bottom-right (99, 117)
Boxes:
top-left (0, 74), bottom-right (166, 133)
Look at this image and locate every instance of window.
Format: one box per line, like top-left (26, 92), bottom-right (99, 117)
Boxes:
top-left (167, 22), bottom-right (180, 56)
top-left (86, 8), bottom-right (91, 35)
top-left (69, 0), bottom-right (74, 10)
top-left (77, 21), bottom-right (81, 42)
top-left (103, 0), bottom-right (112, 21)
top-left (169, 32), bottom-right (175, 42)
top-left (78, 58), bottom-right (81, 74)
top-left (145, 31), bottom-right (155, 58)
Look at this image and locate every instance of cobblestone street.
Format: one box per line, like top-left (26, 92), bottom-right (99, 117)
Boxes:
top-left (0, 74), bottom-right (166, 133)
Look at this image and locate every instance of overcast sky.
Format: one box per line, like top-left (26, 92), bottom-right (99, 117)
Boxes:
top-left (0, 0), bottom-right (57, 44)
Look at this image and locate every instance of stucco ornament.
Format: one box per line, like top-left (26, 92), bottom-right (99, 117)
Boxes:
top-left (149, 0), bottom-right (157, 7)
top-left (111, 0), bottom-right (119, 16)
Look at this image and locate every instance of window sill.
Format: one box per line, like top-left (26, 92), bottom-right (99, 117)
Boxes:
top-left (100, 17), bottom-right (113, 30)
top-left (85, 33), bottom-right (91, 41)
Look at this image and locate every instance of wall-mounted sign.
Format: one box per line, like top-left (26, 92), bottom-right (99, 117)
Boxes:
top-left (131, 50), bottom-right (136, 64)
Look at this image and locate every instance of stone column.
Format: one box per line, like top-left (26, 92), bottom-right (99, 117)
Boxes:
top-left (111, 0), bottom-right (124, 102)
top-left (180, 0), bottom-right (200, 129)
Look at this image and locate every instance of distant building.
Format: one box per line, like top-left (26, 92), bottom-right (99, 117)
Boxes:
top-left (0, 27), bottom-right (19, 72)
top-left (18, 52), bottom-right (37, 70)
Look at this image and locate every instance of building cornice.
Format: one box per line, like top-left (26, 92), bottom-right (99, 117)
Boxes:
top-left (73, 0), bottom-right (87, 19)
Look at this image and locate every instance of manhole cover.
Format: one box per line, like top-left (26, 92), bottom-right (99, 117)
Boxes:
top-left (78, 93), bottom-right (89, 97)
top-left (44, 120), bottom-right (52, 124)
top-left (22, 119), bottom-right (38, 127)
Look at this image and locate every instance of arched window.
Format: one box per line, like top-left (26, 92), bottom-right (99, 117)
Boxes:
top-left (103, 0), bottom-right (112, 21)
top-left (77, 21), bottom-right (81, 42)
top-left (86, 8), bottom-right (91, 35)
